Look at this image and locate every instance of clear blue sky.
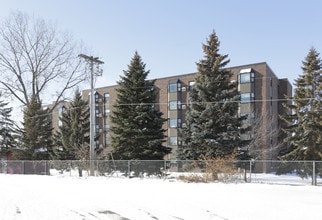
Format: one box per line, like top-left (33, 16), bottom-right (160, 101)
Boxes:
top-left (1, 0), bottom-right (322, 89)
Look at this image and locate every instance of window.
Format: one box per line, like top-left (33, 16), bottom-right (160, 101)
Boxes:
top-left (148, 86), bottom-right (155, 92)
top-left (57, 105), bottom-right (66, 127)
top-left (104, 93), bottom-right (110, 102)
top-left (168, 100), bottom-right (182, 110)
top-left (95, 92), bottom-right (99, 102)
top-left (239, 69), bottom-right (254, 83)
top-left (177, 100), bottom-right (182, 109)
top-left (168, 80), bottom-right (181, 92)
top-left (169, 101), bottom-right (177, 110)
top-left (241, 93), bottom-right (254, 103)
top-left (169, 118), bottom-right (177, 128)
top-left (240, 73), bottom-right (250, 83)
top-left (95, 108), bottom-right (100, 117)
top-left (169, 137), bottom-right (177, 146)
top-left (105, 109), bottom-right (110, 117)
top-left (169, 118), bottom-right (181, 128)
top-left (104, 124), bottom-right (110, 131)
top-left (58, 105), bottom-right (67, 116)
top-left (169, 83), bottom-right (177, 92)
top-left (189, 81), bottom-right (195, 90)
top-left (240, 113), bottom-right (254, 127)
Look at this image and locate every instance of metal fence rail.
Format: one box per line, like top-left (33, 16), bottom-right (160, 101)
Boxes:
top-left (0, 160), bottom-right (321, 185)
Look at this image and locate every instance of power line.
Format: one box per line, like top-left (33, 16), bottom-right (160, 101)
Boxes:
top-left (13, 96), bottom-right (320, 121)
top-left (79, 97), bottom-right (313, 107)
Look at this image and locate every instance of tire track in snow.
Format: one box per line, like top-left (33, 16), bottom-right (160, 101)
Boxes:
top-left (98, 210), bottom-right (130, 219)
top-left (15, 206), bottom-right (21, 214)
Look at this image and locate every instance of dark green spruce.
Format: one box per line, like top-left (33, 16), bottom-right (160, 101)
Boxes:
top-left (0, 93), bottom-right (15, 157)
top-left (111, 52), bottom-right (170, 160)
top-left (19, 95), bottom-right (52, 160)
top-left (278, 48), bottom-right (322, 182)
top-left (280, 48), bottom-right (322, 161)
top-left (181, 31), bottom-right (245, 160)
top-left (53, 89), bottom-right (90, 160)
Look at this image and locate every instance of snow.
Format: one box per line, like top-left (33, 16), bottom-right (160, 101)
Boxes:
top-left (0, 174), bottom-right (322, 220)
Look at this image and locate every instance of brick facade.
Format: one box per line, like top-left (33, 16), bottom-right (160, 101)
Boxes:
top-left (51, 62), bottom-right (292, 161)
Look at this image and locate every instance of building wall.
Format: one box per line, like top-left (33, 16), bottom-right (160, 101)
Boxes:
top-left (82, 85), bottom-right (118, 155)
top-left (44, 101), bottom-right (70, 133)
top-left (51, 62), bottom-right (292, 161)
top-left (154, 73), bottom-right (195, 159)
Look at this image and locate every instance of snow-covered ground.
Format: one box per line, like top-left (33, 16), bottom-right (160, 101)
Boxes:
top-left (0, 174), bottom-right (321, 220)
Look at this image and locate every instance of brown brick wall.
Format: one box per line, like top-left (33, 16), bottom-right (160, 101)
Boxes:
top-left (50, 62), bottom-right (292, 160)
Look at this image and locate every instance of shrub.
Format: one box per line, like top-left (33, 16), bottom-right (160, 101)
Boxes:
top-left (177, 154), bottom-right (241, 183)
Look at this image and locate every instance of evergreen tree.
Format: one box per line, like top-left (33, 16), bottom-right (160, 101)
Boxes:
top-left (53, 89), bottom-right (90, 160)
top-left (181, 31), bottom-right (244, 160)
top-left (111, 52), bottom-right (170, 160)
top-left (0, 93), bottom-right (15, 155)
top-left (20, 95), bottom-right (52, 160)
top-left (280, 48), bottom-right (322, 161)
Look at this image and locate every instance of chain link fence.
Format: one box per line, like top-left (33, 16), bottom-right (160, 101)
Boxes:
top-left (0, 159), bottom-right (321, 185)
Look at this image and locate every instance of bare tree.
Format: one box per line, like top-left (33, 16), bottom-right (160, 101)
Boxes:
top-left (0, 11), bottom-right (87, 111)
top-left (245, 113), bottom-right (282, 160)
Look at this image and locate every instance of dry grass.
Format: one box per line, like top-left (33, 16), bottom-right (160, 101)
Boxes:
top-left (177, 155), bottom-right (241, 183)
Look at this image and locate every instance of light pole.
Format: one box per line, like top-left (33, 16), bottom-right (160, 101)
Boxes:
top-left (78, 54), bottom-right (104, 176)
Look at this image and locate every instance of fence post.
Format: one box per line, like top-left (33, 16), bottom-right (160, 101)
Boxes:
top-left (44, 161), bottom-right (47, 175)
top-left (70, 160), bottom-right (72, 177)
top-left (96, 160), bottom-right (99, 176)
top-left (249, 160), bottom-right (252, 183)
top-left (128, 160), bottom-right (131, 178)
top-left (312, 161), bottom-right (316, 186)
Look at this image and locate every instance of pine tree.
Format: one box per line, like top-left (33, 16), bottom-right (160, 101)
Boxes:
top-left (0, 93), bottom-right (15, 156)
top-left (20, 95), bottom-right (52, 160)
top-left (53, 89), bottom-right (90, 160)
top-left (111, 52), bottom-right (170, 160)
top-left (181, 31), bottom-right (243, 160)
top-left (280, 48), bottom-right (322, 161)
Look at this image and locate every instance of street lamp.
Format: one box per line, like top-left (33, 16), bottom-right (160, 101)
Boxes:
top-left (78, 54), bottom-right (104, 176)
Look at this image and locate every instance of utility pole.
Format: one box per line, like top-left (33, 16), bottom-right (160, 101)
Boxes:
top-left (78, 54), bottom-right (104, 176)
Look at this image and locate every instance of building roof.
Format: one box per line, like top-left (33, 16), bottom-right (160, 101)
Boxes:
top-left (86, 62), bottom-right (291, 91)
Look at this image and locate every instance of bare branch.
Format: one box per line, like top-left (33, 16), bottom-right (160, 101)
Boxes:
top-left (245, 113), bottom-right (282, 160)
top-left (0, 11), bottom-right (88, 115)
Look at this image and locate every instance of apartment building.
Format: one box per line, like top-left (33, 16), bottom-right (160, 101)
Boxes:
top-left (52, 62), bottom-right (292, 160)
